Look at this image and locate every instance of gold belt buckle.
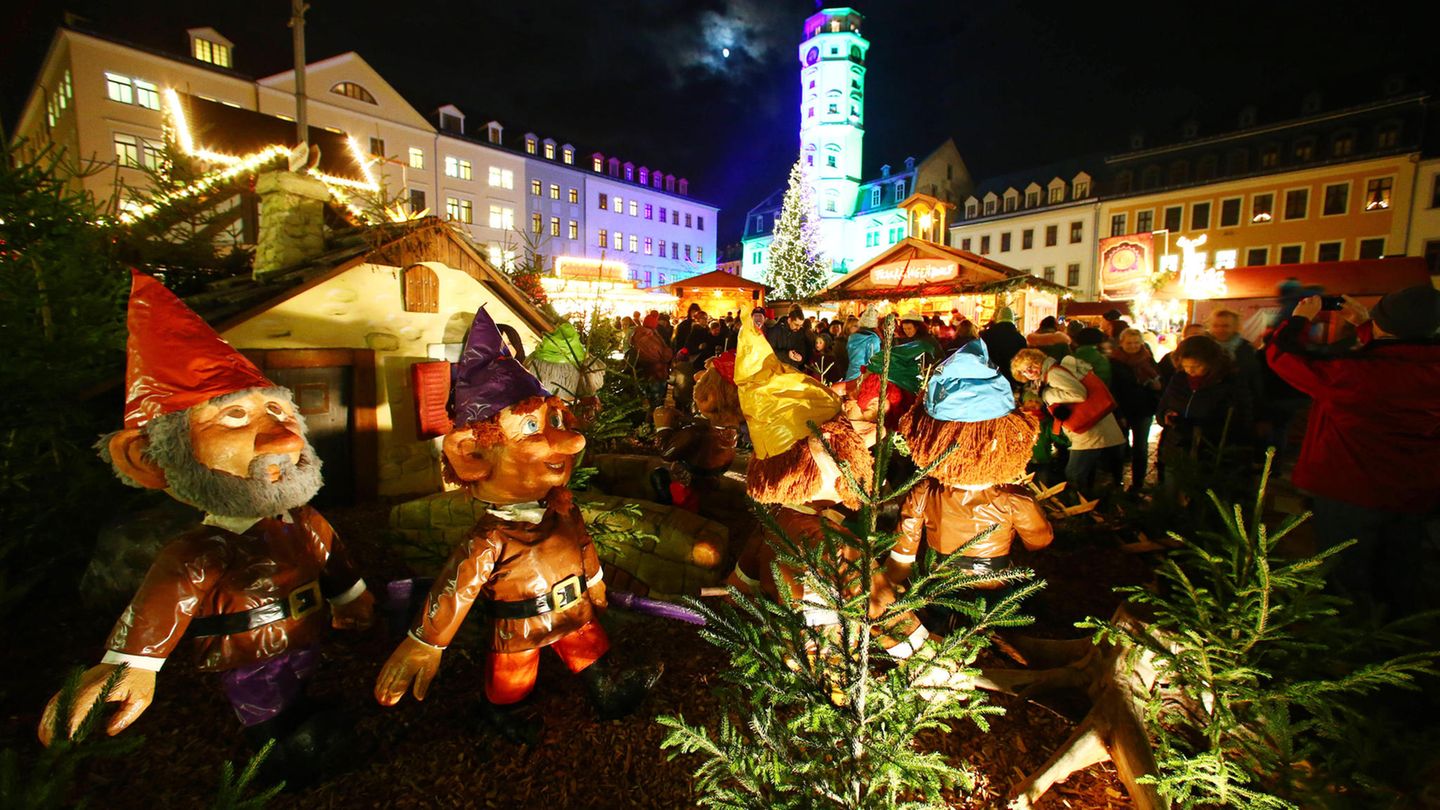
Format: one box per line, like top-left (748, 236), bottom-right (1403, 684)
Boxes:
top-left (287, 580), bottom-right (323, 619)
top-left (549, 574), bottom-right (583, 612)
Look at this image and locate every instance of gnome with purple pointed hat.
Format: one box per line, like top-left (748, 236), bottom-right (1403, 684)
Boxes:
top-left (375, 306), bottom-right (660, 744)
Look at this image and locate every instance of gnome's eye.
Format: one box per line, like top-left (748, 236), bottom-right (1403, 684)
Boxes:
top-left (218, 407), bottom-right (250, 428)
top-left (549, 410), bottom-right (564, 428)
top-left (521, 417), bottom-right (541, 435)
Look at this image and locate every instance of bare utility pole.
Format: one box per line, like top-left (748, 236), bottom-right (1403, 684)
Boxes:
top-left (289, 0), bottom-right (309, 153)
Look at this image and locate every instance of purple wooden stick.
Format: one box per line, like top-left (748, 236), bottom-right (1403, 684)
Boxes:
top-left (609, 590), bottom-right (706, 625)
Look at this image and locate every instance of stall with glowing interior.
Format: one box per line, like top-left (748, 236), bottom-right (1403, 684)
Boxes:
top-left (660, 270), bottom-right (767, 320)
top-left (540, 256), bottom-right (678, 320)
top-left (817, 237), bottom-right (1067, 331)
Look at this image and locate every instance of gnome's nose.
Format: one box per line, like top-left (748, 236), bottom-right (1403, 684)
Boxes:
top-left (255, 416), bottom-right (303, 456)
top-left (551, 428), bottom-right (586, 456)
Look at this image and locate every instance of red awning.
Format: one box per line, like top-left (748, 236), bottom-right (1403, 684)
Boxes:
top-left (1163, 257), bottom-right (1432, 300)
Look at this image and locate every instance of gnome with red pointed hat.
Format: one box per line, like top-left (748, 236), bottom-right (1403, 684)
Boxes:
top-left (38, 271), bottom-right (374, 783)
top-left (373, 306), bottom-right (660, 744)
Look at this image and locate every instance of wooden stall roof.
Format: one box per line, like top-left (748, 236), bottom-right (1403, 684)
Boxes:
top-left (818, 238), bottom-right (1070, 302)
top-left (174, 93), bottom-right (371, 185)
top-left (659, 269), bottom-right (768, 292)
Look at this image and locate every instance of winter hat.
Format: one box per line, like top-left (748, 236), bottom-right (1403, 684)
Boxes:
top-left (643, 312), bottom-right (659, 329)
top-left (452, 306), bottom-right (549, 427)
top-left (122, 270), bottom-right (274, 430)
top-left (1075, 326), bottom-right (1109, 347)
top-left (864, 339), bottom-right (928, 394)
top-left (924, 341), bottom-right (1014, 423)
top-left (708, 350), bottom-right (736, 384)
top-left (994, 306), bottom-right (1016, 324)
top-left (858, 305), bottom-right (879, 329)
top-left (1371, 285), bottom-right (1440, 339)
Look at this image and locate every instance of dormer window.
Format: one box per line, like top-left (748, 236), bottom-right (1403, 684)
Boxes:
top-left (333, 82), bottom-right (377, 104)
top-left (1073, 180), bottom-right (1089, 198)
top-left (965, 200), bottom-right (977, 219)
top-left (525, 136), bottom-right (537, 155)
top-left (190, 31), bottom-right (232, 67)
top-left (562, 145), bottom-right (574, 164)
top-left (486, 121), bottom-right (503, 144)
top-left (639, 167), bottom-right (649, 185)
top-left (983, 198), bottom-right (996, 216)
top-left (1025, 189), bottom-right (1039, 208)
top-left (871, 187), bottom-right (881, 207)
top-left (544, 142), bottom-right (556, 160)
top-left (1048, 185), bottom-right (1064, 204)
top-left (592, 154), bottom-right (604, 172)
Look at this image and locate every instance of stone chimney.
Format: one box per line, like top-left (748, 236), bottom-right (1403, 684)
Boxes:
top-left (254, 170), bottom-right (328, 279)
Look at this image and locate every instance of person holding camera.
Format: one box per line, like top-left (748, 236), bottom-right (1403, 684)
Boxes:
top-left (1266, 286), bottom-right (1440, 614)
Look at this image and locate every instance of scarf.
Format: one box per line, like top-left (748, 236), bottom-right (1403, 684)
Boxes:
top-left (1111, 346), bottom-right (1159, 385)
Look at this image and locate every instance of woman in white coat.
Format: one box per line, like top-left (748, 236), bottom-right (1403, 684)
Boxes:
top-left (1011, 348), bottom-right (1126, 492)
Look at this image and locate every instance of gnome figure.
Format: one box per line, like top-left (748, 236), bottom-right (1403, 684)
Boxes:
top-left (374, 307), bottom-right (660, 744)
top-left (887, 342), bottom-right (1053, 594)
top-left (650, 352), bottom-right (741, 512)
top-left (726, 321), bottom-right (932, 664)
top-left (39, 272), bottom-right (374, 783)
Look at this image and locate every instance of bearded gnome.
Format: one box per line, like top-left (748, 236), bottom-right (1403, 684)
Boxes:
top-left (650, 351), bottom-right (741, 512)
top-left (39, 271), bottom-right (374, 781)
top-left (374, 307), bottom-right (660, 744)
top-left (887, 341), bottom-right (1053, 595)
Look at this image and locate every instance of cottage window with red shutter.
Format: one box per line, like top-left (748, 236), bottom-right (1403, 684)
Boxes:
top-left (403, 265), bottom-right (439, 313)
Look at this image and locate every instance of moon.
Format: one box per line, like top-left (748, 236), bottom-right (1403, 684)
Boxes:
top-left (721, 47), bottom-right (731, 58)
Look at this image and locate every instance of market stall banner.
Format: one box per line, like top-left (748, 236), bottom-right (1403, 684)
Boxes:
top-left (1098, 233), bottom-right (1154, 301)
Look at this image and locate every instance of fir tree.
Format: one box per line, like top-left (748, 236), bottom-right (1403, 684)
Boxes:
top-left (660, 317), bottom-right (1042, 809)
top-left (762, 159), bottom-right (831, 301)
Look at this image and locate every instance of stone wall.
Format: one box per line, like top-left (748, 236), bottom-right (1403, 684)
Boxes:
top-left (388, 489), bottom-right (732, 600)
top-left (253, 171), bottom-right (328, 278)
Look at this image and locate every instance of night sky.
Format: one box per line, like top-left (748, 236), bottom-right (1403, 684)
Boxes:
top-left (3, 0), bottom-right (1437, 248)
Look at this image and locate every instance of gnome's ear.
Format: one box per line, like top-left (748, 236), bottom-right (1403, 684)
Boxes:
top-left (442, 431), bottom-right (494, 482)
top-left (109, 430), bottom-right (168, 490)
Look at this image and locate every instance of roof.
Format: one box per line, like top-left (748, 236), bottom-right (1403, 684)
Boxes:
top-left (966, 154), bottom-right (1104, 201)
top-left (191, 218), bottom-right (553, 336)
top-left (174, 94), bottom-right (371, 185)
top-left (818, 238), bottom-right (1069, 301)
top-left (1163, 256), bottom-right (1433, 301)
top-left (660, 269), bottom-right (767, 292)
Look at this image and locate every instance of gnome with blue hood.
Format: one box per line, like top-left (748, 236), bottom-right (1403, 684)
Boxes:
top-left (887, 342), bottom-right (1053, 590)
top-left (374, 307), bottom-right (660, 743)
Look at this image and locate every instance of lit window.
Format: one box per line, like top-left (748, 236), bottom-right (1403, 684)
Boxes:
top-left (697, 246), bottom-right (704, 262)
top-left (629, 235), bottom-right (638, 252)
top-left (531, 179), bottom-right (542, 196)
top-left (488, 205), bottom-right (514, 230)
top-left (592, 156), bottom-right (603, 172)
top-left (568, 188), bottom-right (578, 204)
top-left (644, 237), bottom-right (653, 255)
top-left (445, 157), bottom-right (472, 179)
top-left (599, 193), bottom-right (608, 210)
top-left (525, 137), bottom-right (537, 155)
top-left (615, 195), bottom-right (623, 213)
top-left (408, 147), bottom-right (425, 169)
top-left (532, 212), bottom-right (542, 233)
top-left (568, 220), bottom-right (578, 239)
top-left (330, 82), bottom-right (377, 104)
top-left (141, 138), bottom-right (163, 171)
top-left (629, 200), bottom-right (638, 216)
top-left (488, 167), bottom-right (513, 189)
top-left (615, 230), bottom-right (623, 249)
top-left (563, 147), bottom-right (574, 164)
top-left (193, 38), bottom-right (231, 67)
top-left (1048, 186), bottom-right (1063, 204)
top-left (544, 142), bottom-right (555, 159)
top-left (1251, 193), bottom-right (1274, 223)
top-left (1365, 178), bottom-right (1393, 210)
top-left (644, 203), bottom-right (653, 220)
top-left (113, 133), bottom-right (140, 168)
top-left (1136, 210), bottom-right (1153, 232)
top-left (550, 184), bottom-right (560, 200)
top-left (105, 73), bottom-right (133, 105)
top-left (134, 79), bottom-right (159, 110)
top-left (1110, 214), bottom-right (1127, 237)
top-left (445, 197), bottom-right (472, 224)
top-left (871, 188), bottom-right (881, 207)
top-left (599, 230), bottom-right (608, 248)
top-left (550, 216), bottom-right (560, 236)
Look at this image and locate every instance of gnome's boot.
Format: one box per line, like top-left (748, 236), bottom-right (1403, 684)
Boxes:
top-left (477, 696), bottom-right (543, 746)
top-left (581, 655), bottom-right (663, 721)
top-left (244, 701), bottom-right (358, 791)
top-left (649, 467), bottom-right (674, 505)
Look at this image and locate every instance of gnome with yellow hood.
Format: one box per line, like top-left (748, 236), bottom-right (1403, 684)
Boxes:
top-left (887, 341), bottom-right (1053, 591)
top-left (726, 320), bottom-right (932, 662)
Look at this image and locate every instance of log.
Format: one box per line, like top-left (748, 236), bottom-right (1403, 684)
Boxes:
top-left (981, 604), bottom-right (1171, 810)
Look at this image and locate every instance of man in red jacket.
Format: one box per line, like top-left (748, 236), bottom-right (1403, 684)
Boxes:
top-left (1266, 286), bottom-right (1440, 614)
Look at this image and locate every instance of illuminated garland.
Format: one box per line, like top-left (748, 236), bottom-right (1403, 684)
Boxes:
top-left (118, 88), bottom-right (381, 224)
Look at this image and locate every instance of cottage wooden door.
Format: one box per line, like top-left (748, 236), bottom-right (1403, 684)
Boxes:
top-left (270, 366), bottom-right (354, 505)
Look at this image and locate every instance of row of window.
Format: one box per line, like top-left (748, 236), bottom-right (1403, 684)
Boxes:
top-left (597, 230), bottom-right (703, 262)
top-left (523, 137), bottom-right (576, 165)
top-left (964, 180), bottom-right (1090, 219)
top-left (1109, 177), bottom-right (1394, 238)
top-left (864, 226), bottom-right (905, 248)
top-left (960, 221), bottom-right (1085, 255)
top-left (1019, 264), bottom-right (1084, 288)
top-left (528, 180), bottom-right (580, 204)
top-left (588, 157), bottom-right (688, 195)
top-left (44, 69), bottom-right (73, 129)
top-left (106, 72), bottom-right (161, 110)
top-left (597, 193), bottom-right (704, 230)
top-left (1114, 124), bottom-right (1404, 193)
top-left (522, 212), bottom-right (580, 240)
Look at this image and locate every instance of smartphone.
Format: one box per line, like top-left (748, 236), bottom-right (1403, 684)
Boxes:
top-left (1321, 295), bottom-right (1345, 311)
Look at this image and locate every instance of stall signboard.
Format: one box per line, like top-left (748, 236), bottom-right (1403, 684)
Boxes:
top-left (868, 260), bottom-right (957, 287)
top-left (1098, 233), bottom-right (1154, 301)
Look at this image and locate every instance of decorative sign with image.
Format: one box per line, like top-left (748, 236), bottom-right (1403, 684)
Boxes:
top-left (1097, 233), bottom-right (1154, 300)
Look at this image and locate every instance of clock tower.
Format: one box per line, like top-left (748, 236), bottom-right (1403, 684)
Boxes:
top-left (798, 7), bottom-right (867, 251)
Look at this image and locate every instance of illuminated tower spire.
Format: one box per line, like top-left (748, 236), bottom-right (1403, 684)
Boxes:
top-left (798, 7), bottom-right (866, 223)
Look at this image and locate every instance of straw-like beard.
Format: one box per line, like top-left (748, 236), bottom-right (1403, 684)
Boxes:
top-left (111, 403), bottom-right (325, 517)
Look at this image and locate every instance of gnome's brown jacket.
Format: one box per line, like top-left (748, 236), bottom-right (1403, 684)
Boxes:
top-left (895, 482), bottom-right (1053, 560)
top-left (104, 506), bottom-right (362, 672)
top-left (412, 499), bottom-right (604, 654)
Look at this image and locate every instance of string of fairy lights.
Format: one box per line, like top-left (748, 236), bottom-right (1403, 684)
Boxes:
top-left (116, 88), bottom-right (383, 225)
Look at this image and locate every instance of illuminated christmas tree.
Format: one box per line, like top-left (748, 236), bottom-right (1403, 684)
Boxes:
top-left (762, 159), bottom-right (830, 300)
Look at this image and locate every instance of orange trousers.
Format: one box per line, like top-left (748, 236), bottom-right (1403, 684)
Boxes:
top-left (484, 621), bottom-right (611, 705)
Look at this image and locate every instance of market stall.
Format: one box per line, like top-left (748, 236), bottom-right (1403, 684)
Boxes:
top-left (816, 237), bottom-right (1068, 332)
top-left (660, 269), bottom-right (767, 320)
top-left (542, 256), bottom-right (678, 319)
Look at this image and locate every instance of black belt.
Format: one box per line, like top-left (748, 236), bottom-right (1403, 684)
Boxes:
top-left (955, 555), bottom-right (1011, 574)
top-left (186, 580), bottom-right (324, 638)
top-left (487, 572), bottom-right (601, 620)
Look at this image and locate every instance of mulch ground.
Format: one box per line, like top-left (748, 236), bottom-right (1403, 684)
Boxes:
top-left (2, 500), bottom-right (1150, 809)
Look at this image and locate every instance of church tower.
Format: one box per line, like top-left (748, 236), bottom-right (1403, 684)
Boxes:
top-left (798, 7), bottom-right (867, 224)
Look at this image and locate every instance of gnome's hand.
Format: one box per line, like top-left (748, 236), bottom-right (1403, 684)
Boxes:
top-left (38, 663), bottom-right (155, 746)
top-left (332, 589), bottom-right (375, 631)
top-left (374, 636), bottom-right (443, 706)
